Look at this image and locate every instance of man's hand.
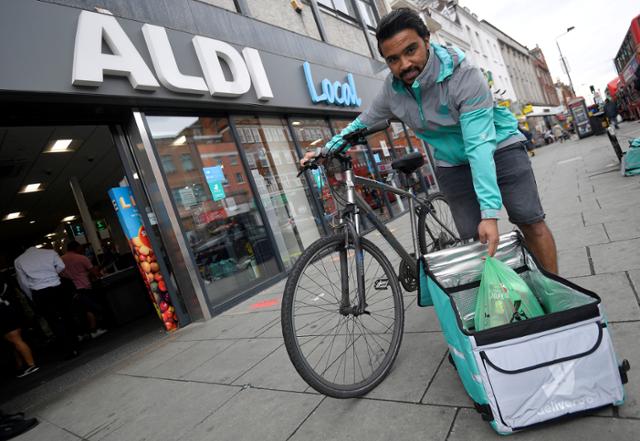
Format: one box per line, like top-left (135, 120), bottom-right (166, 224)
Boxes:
top-left (478, 219), bottom-right (499, 257)
top-left (300, 150), bottom-right (317, 167)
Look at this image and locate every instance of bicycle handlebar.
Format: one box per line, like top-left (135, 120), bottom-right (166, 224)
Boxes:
top-left (297, 119), bottom-right (391, 176)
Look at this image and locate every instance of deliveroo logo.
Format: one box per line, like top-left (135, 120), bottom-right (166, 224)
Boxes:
top-left (542, 361), bottom-right (577, 397)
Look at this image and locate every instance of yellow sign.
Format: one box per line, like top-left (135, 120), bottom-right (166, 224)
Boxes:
top-left (522, 104), bottom-right (533, 115)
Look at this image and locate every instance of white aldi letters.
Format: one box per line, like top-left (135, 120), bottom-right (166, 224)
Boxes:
top-left (72, 11), bottom-right (273, 100)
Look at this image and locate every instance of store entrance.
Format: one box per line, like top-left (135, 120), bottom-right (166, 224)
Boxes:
top-left (0, 124), bottom-right (181, 404)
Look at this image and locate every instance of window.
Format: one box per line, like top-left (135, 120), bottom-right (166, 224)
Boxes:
top-left (161, 155), bottom-right (176, 174)
top-left (147, 115), bottom-right (279, 308)
top-left (317, 0), bottom-right (378, 27)
top-left (181, 153), bottom-right (195, 171)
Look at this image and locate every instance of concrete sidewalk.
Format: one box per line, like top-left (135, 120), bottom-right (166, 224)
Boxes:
top-left (9, 122), bottom-right (640, 440)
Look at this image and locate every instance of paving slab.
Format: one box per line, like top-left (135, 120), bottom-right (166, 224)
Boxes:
top-left (610, 322), bottom-right (640, 419)
top-left (290, 397), bottom-right (455, 441)
top-left (184, 388), bottom-right (322, 441)
top-left (183, 338), bottom-right (282, 384)
top-left (11, 419), bottom-right (82, 441)
top-left (552, 223), bottom-right (609, 250)
top-left (590, 238), bottom-right (640, 273)
top-left (568, 273), bottom-right (640, 322)
top-left (403, 301), bottom-right (443, 333)
top-left (422, 356), bottom-right (475, 408)
top-left (557, 247), bottom-right (592, 278)
top-left (364, 333), bottom-right (447, 403)
top-left (145, 339), bottom-right (236, 379)
top-left (117, 339), bottom-right (196, 376)
top-left (232, 344), bottom-right (310, 392)
top-left (604, 220), bottom-right (640, 242)
top-left (175, 310), bottom-right (280, 341)
top-left (447, 408), bottom-right (639, 441)
top-left (35, 374), bottom-right (240, 441)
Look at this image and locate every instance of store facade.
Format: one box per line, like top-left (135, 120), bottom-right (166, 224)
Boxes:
top-left (0, 0), bottom-right (437, 323)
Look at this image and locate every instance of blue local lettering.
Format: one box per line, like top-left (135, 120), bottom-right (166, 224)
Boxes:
top-left (303, 61), bottom-right (362, 107)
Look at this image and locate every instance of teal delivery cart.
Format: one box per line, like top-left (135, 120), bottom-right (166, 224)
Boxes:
top-left (418, 232), bottom-right (629, 434)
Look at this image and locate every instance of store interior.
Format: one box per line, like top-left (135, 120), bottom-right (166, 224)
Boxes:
top-left (0, 125), bottom-right (166, 402)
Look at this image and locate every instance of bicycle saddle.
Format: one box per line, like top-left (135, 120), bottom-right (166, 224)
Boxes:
top-left (391, 152), bottom-right (424, 174)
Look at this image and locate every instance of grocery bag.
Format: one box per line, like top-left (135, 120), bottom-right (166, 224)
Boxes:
top-left (622, 138), bottom-right (640, 176)
top-left (474, 257), bottom-right (545, 331)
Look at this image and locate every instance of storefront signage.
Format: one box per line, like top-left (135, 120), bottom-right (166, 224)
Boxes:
top-left (72, 11), bottom-right (273, 100)
top-left (303, 61), bottom-right (362, 107)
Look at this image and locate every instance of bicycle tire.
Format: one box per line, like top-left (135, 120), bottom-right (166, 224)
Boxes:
top-left (417, 192), bottom-right (459, 256)
top-left (281, 234), bottom-right (404, 398)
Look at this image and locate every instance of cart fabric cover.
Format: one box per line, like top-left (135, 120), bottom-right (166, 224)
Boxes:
top-left (418, 232), bottom-right (626, 434)
top-left (621, 138), bottom-right (640, 176)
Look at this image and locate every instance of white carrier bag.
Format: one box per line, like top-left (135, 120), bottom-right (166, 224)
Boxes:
top-left (418, 232), bottom-right (630, 434)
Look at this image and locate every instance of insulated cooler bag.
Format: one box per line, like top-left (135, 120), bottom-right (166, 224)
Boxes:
top-left (417, 232), bottom-right (629, 434)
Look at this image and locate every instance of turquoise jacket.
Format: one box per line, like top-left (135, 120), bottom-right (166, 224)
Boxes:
top-left (326, 43), bottom-right (524, 219)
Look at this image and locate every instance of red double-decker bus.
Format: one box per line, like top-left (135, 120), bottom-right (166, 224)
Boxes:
top-left (613, 14), bottom-right (640, 120)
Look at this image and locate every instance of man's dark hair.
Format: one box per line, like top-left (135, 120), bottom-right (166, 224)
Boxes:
top-left (375, 8), bottom-right (430, 56)
top-left (67, 241), bottom-right (81, 252)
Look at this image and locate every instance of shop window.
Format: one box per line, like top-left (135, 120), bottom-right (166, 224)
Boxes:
top-left (331, 118), bottom-right (392, 222)
top-left (233, 116), bottom-right (323, 268)
top-left (235, 172), bottom-right (244, 184)
top-left (146, 115), bottom-right (280, 308)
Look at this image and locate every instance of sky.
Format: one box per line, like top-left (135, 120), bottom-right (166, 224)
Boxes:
top-left (456, 0), bottom-right (639, 101)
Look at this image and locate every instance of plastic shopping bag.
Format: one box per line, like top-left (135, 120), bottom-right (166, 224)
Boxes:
top-left (622, 139), bottom-right (640, 176)
top-left (474, 257), bottom-right (545, 331)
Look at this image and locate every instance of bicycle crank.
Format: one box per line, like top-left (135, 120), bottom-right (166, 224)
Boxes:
top-left (398, 253), bottom-right (418, 292)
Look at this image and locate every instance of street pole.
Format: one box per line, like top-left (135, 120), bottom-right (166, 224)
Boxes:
top-left (556, 40), bottom-right (576, 96)
top-left (556, 27), bottom-right (576, 96)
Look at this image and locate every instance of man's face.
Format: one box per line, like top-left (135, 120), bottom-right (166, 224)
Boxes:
top-left (380, 29), bottom-right (430, 86)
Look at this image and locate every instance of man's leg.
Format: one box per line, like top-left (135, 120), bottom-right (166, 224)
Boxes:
top-left (434, 165), bottom-right (481, 241)
top-left (495, 144), bottom-right (558, 273)
top-left (518, 221), bottom-right (558, 273)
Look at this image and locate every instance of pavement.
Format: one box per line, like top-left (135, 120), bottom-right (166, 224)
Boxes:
top-left (6, 122), bottom-right (640, 440)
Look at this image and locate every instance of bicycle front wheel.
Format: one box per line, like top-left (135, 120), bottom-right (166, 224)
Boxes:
top-left (281, 235), bottom-right (404, 398)
top-left (418, 192), bottom-right (459, 255)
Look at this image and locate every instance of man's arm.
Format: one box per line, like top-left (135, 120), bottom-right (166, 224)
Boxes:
top-left (301, 80), bottom-right (394, 164)
top-left (53, 252), bottom-right (65, 274)
top-left (452, 66), bottom-right (502, 255)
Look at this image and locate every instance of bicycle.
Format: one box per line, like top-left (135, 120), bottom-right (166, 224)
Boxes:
top-left (281, 120), bottom-right (461, 398)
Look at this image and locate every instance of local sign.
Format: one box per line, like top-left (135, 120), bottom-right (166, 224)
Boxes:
top-left (72, 10), bottom-right (273, 100)
top-left (303, 61), bottom-right (362, 107)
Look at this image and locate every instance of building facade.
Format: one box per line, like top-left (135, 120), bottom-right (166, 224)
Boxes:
top-left (555, 80), bottom-right (576, 108)
top-left (482, 21), bottom-right (546, 109)
top-left (530, 46), bottom-right (560, 106)
top-left (0, 0), bottom-right (439, 327)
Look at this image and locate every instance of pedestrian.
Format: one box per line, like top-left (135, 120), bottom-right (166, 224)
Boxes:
top-left (543, 129), bottom-right (554, 145)
top-left (14, 245), bottom-right (79, 359)
top-left (0, 272), bottom-right (39, 378)
top-left (61, 241), bottom-right (107, 340)
top-left (301, 8), bottom-right (557, 272)
top-left (552, 123), bottom-right (565, 143)
top-left (604, 98), bottom-right (619, 129)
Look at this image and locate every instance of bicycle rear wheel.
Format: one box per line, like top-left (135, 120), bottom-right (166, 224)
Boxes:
top-left (417, 192), bottom-right (459, 256)
top-left (281, 234), bottom-right (404, 398)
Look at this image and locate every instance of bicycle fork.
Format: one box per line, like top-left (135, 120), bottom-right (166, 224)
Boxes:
top-left (339, 169), bottom-right (368, 317)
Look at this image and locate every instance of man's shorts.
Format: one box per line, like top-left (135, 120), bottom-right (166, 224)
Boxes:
top-left (435, 142), bottom-right (545, 240)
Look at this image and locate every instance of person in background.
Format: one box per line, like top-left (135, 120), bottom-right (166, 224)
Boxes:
top-left (0, 272), bottom-right (38, 378)
top-left (543, 128), bottom-right (555, 145)
top-left (61, 241), bottom-right (107, 340)
top-left (552, 123), bottom-right (565, 143)
top-left (604, 98), bottom-right (619, 129)
top-left (14, 245), bottom-right (79, 359)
